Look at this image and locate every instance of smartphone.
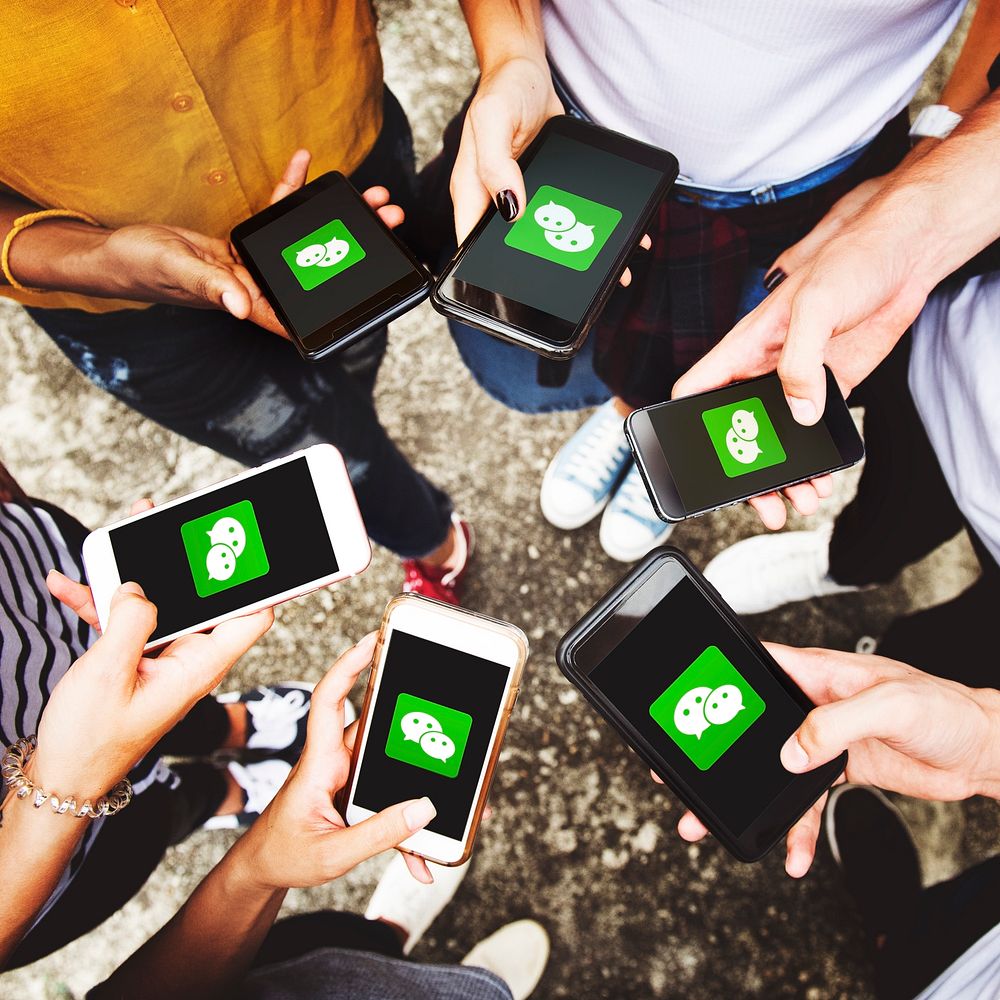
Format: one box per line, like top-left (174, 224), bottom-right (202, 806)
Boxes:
top-left (557, 548), bottom-right (846, 862)
top-left (432, 115), bottom-right (678, 360)
top-left (626, 368), bottom-right (865, 521)
top-left (231, 171), bottom-right (431, 362)
top-left (343, 595), bottom-right (527, 865)
top-left (82, 445), bottom-right (371, 651)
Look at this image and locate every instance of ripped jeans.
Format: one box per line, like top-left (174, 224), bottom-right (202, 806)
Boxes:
top-left (28, 310), bottom-right (453, 558)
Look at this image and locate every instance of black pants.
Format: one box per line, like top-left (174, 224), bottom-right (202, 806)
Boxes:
top-left (827, 340), bottom-right (999, 686)
top-left (254, 911), bottom-right (404, 968)
top-left (9, 698), bottom-right (230, 968)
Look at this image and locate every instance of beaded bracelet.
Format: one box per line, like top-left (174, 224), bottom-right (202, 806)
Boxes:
top-left (0, 736), bottom-right (132, 820)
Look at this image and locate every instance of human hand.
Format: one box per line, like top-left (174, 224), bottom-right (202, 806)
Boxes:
top-left (668, 644), bottom-right (1000, 877)
top-left (232, 633), bottom-right (438, 892)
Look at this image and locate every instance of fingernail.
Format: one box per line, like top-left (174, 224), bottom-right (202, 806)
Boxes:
top-left (781, 735), bottom-right (809, 772)
top-left (763, 268), bottom-right (786, 292)
top-left (786, 395), bottom-right (817, 425)
top-left (495, 189), bottom-right (518, 222)
top-left (404, 797), bottom-right (436, 831)
top-left (221, 290), bottom-right (240, 315)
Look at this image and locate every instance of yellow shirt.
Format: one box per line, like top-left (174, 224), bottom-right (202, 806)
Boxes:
top-left (0, 1), bottom-right (384, 312)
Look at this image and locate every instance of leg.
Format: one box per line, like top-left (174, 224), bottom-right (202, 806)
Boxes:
top-left (252, 911), bottom-right (404, 967)
top-left (153, 696), bottom-right (231, 758)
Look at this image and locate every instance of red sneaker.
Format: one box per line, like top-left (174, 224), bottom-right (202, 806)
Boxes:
top-left (401, 515), bottom-right (473, 606)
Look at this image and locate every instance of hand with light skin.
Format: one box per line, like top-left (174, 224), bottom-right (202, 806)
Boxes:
top-left (660, 645), bottom-right (1000, 878)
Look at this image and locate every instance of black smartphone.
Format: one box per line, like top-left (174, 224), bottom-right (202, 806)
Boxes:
top-left (557, 548), bottom-right (846, 862)
top-left (431, 116), bottom-right (678, 360)
top-left (231, 171), bottom-right (431, 362)
top-left (625, 368), bottom-right (864, 522)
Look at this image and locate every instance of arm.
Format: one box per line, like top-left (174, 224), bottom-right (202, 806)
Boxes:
top-left (937, 0), bottom-right (1000, 114)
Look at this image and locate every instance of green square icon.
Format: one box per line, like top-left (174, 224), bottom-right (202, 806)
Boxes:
top-left (281, 219), bottom-right (365, 291)
top-left (701, 396), bottom-right (787, 478)
top-left (649, 645), bottom-right (766, 771)
top-left (504, 184), bottom-right (622, 271)
top-left (180, 500), bottom-right (270, 598)
top-left (384, 692), bottom-right (473, 779)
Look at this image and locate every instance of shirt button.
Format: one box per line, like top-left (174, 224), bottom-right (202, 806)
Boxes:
top-left (171, 94), bottom-right (194, 113)
top-left (205, 170), bottom-right (227, 186)
top-left (116, 0), bottom-right (137, 8)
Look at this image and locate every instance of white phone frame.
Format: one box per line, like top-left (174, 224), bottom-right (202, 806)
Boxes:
top-left (82, 444), bottom-right (371, 651)
top-left (344, 596), bottom-right (524, 865)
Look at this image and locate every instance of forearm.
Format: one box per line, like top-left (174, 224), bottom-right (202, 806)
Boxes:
top-left (92, 836), bottom-right (285, 1000)
top-left (459, 0), bottom-right (547, 71)
top-left (973, 686), bottom-right (1000, 800)
top-left (937, 0), bottom-right (1000, 113)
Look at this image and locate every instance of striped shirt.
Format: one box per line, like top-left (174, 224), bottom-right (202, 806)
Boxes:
top-left (0, 500), bottom-right (170, 924)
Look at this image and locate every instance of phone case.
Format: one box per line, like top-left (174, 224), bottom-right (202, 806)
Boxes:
top-left (343, 594), bottom-right (528, 866)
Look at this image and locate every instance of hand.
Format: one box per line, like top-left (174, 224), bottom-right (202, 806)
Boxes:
top-left (666, 644), bottom-right (1000, 877)
top-left (233, 633), bottom-right (438, 891)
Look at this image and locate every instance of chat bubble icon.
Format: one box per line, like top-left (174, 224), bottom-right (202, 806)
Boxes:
top-left (545, 221), bottom-right (595, 253)
top-left (317, 237), bottom-right (350, 267)
top-left (673, 685), bottom-right (713, 740)
top-left (400, 710), bottom-right (443, 743)
top-left (533, 200), bottom-right (576, 232)
top-left (295, 243), bottom-right (327, 268)
top-left (205, 542), bottom-right (237, 581)
top-left (731, 409), bottom-right (759, 441)
top-left (704, 684), bottom-right (745, 725)
top-left (726, 428), bottom-right (763, 465)
top-left (419, 730), bottom-right (456, 763)
top-left (206, 516), bottom-right (247, 558)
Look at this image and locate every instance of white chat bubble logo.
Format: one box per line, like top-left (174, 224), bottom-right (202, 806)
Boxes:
top-left (545, 221), bottom-right (595, 253)
top-left (419, 730), bottom-right (456, 762)
top-left (400, 711), bottom-right (443, 743)
top-left (295, 243), bottom-right (327, 268)
top-left (704, 684), bottom-right (745, 725)
top-left (316, 237), bottom-right (349, 267)
top-left (533, 200), bottom-right (576, 232)
top-left (673, 685), bottom-right (712, 740)
top-left (205, 542), bottom-right (237, 581)
top-left (726, 428), bottom-right (763, 465)
top-left (731, 409), bottom-right (759, 441)
top-left (206, 516), bottom-right (247, 558)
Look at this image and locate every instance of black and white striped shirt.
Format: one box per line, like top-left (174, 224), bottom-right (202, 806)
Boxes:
top-left (0, 500), bottom-right (170, 924)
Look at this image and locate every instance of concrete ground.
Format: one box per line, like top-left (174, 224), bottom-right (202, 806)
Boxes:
top-left (2, 3), bottom-right (996, 998)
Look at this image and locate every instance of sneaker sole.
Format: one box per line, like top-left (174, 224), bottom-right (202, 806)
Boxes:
top-left (598, 515), bottom-right (674, 563)
top-left (824, 784), bottom-right (918, 868)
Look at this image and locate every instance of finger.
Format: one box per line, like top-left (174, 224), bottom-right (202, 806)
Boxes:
top-left (129, 498), bottom-right (154, 516)
top-left (748, 493), bottom-right (788, 530)
top-left (677, 811), bottom-right (710, 842)
top-left (650, 768), bottom-right (665, 785)
top-left (362, 186), bottom-right (391, 210)
top-left (169, 251), bottom-right (252, 320)
top-left (375, 204), bottom-right (405, 231)
top-left (343, 719), bottom-right (360, 755)
top-left (619, 267), bottom-right (632, 288)
top-left (467, 95), bottom-right (527, 219)
top-left (46, 569), bottom-right (100, 629)
top-left (784, 795), bottom-right (825, 878)
top-left (451, 125), bottom-right (493, 243)
top-left (777, 287), bottom-right (836, 425)
top-left (811, 474), bottom-right (835, 499)
top-left (639, 233), bottom-right (652, 251)
top-left (328, 797), bottom-right (437, 876)
top-left (88, 582), bottom-right (158, 671)
top-left (401, 851), bottom-right (434, 884)
top-left (269, 149), bottom-right (311, 205)
top-left (781, 481), bottom-right (821, 517)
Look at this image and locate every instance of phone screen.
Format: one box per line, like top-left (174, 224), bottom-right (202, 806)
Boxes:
top-left (644, 374), bottom-right (847, 514)
top-left (452, 130), bottom-right (668, 336)
top-left (108, 457), bottom-right (338, 643)
top-left (353, 630), bottom-right (511, 840)
top-left (238, 177), bottom-right (419, 351)
top-left (584, 571), bottom-right (808, 838)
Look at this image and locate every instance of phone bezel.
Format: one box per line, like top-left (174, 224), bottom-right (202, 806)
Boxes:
top-left (230, 171), bottom-right (431, 362)
top-left (81, 445), bottom-right (371, 651)
top-left (625, 367), bottom-right (865, 522)
top-left (431, 115), bottom-right (679, 360)
top-left (343, 595), bottom-right (527, 866)
top-left (556, 547), bottom-right (846, 862)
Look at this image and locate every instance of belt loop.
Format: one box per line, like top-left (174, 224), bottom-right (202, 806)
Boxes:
top-left (751, 184), bottom-right (776, 205)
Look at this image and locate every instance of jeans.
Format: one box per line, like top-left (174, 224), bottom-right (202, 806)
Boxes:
top-left (26, 89), bottom-right (453, 559)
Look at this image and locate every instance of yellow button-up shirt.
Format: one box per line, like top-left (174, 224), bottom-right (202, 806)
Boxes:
top-left (0, 1), bottom-right (384, 312)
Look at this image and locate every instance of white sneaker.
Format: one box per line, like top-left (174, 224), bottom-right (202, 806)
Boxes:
top-left (203, 758), bottom-right (292, 830)
top-left (599, 463), bottom-right (674, 562)
top-left (704, 527), bottom-right (859, 616)
top-left (462, 920), bottom-right (550, 1000)
top-left (540, 400), bottom-right (631, 530)
top-left (364, 853), bottom-right (471, 955)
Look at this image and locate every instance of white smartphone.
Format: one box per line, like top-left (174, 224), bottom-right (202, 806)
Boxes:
top-left (82, 445), bottom-right (371, 651)
top-left (343, 595), bottom-right (528, 866)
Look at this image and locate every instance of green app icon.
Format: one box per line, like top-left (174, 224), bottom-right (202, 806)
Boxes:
top-left (281, 219), bottom-right (365, 291)
top-left (180, 500), bottom-right (270, 598)
top-left (702, 396), bottom-right (787, 478)
top-left (504, 184), bottom-right (622, 271)
top-left (384, 692), bottom-right (473, 779)
top-left (649, 645), bottom-right (766, 771)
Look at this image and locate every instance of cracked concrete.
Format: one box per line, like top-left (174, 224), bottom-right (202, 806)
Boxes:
top-left (1, 2), bottom-right (996, 998)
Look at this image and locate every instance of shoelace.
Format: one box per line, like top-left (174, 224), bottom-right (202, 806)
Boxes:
top-left (245, 688), bottom-right (310, 750)
top-left (228, 760), bottom-right (288, 815)
top-left (612, 470), bottom-right (657, 523)
top-left (561, 409), bottom-right (629, 492)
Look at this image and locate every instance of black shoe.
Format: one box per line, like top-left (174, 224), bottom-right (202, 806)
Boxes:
top-left (826, 785), bottom-right (922, 947)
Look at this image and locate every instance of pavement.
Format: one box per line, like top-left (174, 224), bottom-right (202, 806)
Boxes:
top-left (1, 3), bottom-right (996, 998)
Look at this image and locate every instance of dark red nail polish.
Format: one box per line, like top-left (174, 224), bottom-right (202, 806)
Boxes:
top-left (496, 189), bottom-right (518, 222)
top-left (763, 268), bottom-right (787, 292)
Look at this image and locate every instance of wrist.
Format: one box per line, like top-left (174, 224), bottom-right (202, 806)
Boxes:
top-left (221, 827), bottom-right (286, 899)
top-left (973, 688), bottom-right (1000, 799)
top-left (6, 219), bottom-right (113, 294)
top-left (26, 747), bottom-right (126, 804)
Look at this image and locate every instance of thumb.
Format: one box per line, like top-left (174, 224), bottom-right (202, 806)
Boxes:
top-left (88, 582), bottom-right (157, 671)
top-left (169, 251), bottom-right (252, 319)
top-left (776, 286), bottom-right (833, 425)
top-left (466, 96), bottom-right (527, 220)
top-left (332, 797), bottom-right (437, 874)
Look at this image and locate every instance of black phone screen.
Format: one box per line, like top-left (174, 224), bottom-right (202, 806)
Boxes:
top-left (353, 630), bottom-right (511, 840)
top-left (581, 569), bottom-right (812, 838)
top-left (107, 457), bottom-right (338, 643)
top-left (451, 128), bottom-right (670, 336)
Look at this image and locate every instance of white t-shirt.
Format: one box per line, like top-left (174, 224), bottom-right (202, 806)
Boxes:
top-left (542, 0), bottom-right (967, 189)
